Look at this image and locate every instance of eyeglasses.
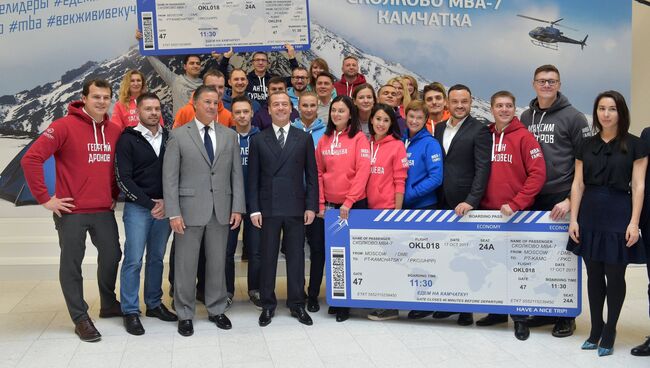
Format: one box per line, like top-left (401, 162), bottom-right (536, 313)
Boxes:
top-left (292, 76), bottom-right (308, 80)
top-left (534, 79), bottom-right (559, 86)
top-left (253, 58), bottom-right (268, 63)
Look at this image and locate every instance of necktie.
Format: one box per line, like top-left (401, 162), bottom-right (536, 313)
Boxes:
top-left (278, 127), bottom-right (285, 149)
top-left (203, 125), bottom-right (214, 163)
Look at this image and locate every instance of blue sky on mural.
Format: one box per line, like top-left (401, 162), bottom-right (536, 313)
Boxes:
top-left (310, 0), bottom-right (632, 112)
top-left (0, 0), bottom-right (632, 113)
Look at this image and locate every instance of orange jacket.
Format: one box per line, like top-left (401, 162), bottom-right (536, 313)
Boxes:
top-left (173, 97), bottom-right (233, 129)
top-left (425, 110), bottom-right (451, 135)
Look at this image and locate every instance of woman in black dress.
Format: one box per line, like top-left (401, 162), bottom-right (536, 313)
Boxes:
top-left (567, 90), bottom-right (648, 356)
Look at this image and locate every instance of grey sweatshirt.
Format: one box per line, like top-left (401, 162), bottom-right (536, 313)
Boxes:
top-left (146, 56), bottom-right (203, 117)
top-left (520, 92), bottom-right (591, 194)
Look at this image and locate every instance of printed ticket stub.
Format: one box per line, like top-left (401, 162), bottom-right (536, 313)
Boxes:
top-left (137, 0), bottom-right (310, 55)
top-left (326, 209), bottom-right (581, 317)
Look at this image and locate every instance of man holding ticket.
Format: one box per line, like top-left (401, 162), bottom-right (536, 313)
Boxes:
top-left (218, 45), bottom-right (299, 106)
top-left (476, 90), bottom-right (546, 340)
top-left (431, 84), bottom-right (492, 326)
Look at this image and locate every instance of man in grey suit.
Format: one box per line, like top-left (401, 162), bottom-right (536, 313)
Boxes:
top-left (163, 85), bottom-right (245, 336)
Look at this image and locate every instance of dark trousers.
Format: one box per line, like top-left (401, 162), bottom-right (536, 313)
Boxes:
top-left (531, 190), bottom-right (574, 323)
top-left (646, 229), bottom-right (650, 319)
top-left (168, 235), bottom-right (207, 295)
top-left (260, 216), bottom-right (305, 310)
top-left (305, 217), bottom-right (325, 299)
top-left (643, 205), bottom-right (650, 319)
top-left (53, 212), bottom-right (121, 323)
top-left (226, 216), bottom-right (261, 296)
top-left (324, 199), bottom-right (368, 312)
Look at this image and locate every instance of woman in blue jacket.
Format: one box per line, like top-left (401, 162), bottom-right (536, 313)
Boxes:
top-left (403, 100), bottom-right (444, 209)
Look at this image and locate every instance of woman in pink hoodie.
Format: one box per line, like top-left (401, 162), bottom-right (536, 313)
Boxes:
top-left (316, 95), bottom-right (371, 322)
top-left (366, 103), bottom-right (408, 210)
top-left (364, 104), bottom-right (410, 322)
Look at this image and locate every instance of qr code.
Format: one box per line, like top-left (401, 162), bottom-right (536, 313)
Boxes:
top-left (141, 12), bottom-right (154, 50)
top-left (331, 247), bottom-right (346, 299)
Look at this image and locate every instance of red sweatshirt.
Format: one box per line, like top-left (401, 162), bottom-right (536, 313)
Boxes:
top-left (316, 129), bottom-right (371, 211)
top-left (334, 74), bottom-right (367, 97)
top-left (366, 134), bottom-right (409, 209)
top-left (21, 101), bottom-right (121, 213)
top-left (480, 117), bottom-right (546, 211)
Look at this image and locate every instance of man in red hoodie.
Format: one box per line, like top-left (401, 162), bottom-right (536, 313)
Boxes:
top-left (475, 90), bottom-right (546, 340)
top-left (333, 55), bottom-right (367, 97)
top-left (21, 79), bottom-right (123, 342)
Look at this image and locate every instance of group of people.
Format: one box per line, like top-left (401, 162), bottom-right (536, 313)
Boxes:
top-left (18, 41), bottom-right (650, 359)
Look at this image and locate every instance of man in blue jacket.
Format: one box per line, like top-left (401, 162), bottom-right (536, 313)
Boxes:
top-left (115, 92), bottom-right (177, 335)
top-left (225, 95), bottom-right (262, 309)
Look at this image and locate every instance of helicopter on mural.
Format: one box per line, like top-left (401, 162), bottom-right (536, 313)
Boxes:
top-left (517, 14), bottom-right (588, 51)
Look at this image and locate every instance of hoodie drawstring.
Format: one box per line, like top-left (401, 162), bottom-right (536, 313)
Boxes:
top-left (91, 119), bottom-right (107, 148)
top-left (259, 76), bottom-right (267, 99)
top-left (92, 118), bottom-right (98, 146)
top-left (101, 124), bottom-right (106, 149)
top-left (491, 130), bottom-right (506, 161)
top-left (370, 141), bottom-right (379, 164)
top-left (331, 130), bottom-right (343, 152)
top-left (531, 110), bottom-right (547, 142)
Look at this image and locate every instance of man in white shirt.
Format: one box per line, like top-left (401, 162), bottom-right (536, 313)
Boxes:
top-left (116, 93), bottom-right (178, 335)
top-left (430, 84), bottom-right (492, 326)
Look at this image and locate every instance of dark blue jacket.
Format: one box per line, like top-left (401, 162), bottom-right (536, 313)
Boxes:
top-left (222, 89), bottom-right (262, 113)
top-left (233, 126), bottom-right (261, 213)
top-left (252, 106), bottom-right (300, 131)
top-left (402, 128), bottom-right (443, 209)
top-left (115, 127), bottom-right (168, 210)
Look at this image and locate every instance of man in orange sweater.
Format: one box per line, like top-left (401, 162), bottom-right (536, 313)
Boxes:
top-left (174, 69), bottom-right (233, 129)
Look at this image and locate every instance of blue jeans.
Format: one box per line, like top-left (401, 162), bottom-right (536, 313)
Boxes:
top-left (225, 216), bottom-right (261, 296)
top-left (120, 202), bottom-right (172, 314)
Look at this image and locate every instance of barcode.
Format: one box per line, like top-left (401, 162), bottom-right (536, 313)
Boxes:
top-left (142, 12), bottom-right (154, 50)
top-left (331, 247), bottom-right (346, 299)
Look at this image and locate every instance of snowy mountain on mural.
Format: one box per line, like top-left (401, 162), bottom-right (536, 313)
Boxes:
top-left (0, 22), bottom-right (500, 136)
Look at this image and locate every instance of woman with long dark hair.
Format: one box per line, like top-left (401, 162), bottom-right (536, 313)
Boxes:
top-left (352, 83), bottom-right (376, 140)
top-left (315, 95), bottom-right (371, 322)
top-left (366, 103), bottom-right (408, 210)
top-left (567, 90), bottom-right (648, 356)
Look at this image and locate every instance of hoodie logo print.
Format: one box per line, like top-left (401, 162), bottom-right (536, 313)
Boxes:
top-left (87, 143), bottom-right (112, 163)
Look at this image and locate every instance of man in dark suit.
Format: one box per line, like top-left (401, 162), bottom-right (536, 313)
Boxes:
top-left (431, 84), bottom-right (492, 326)
top-left (247, 91), bottom-right (319, 327)
top-left (163, 85), bottom-right (246, 336)
top-left (632, 127), bottom-right (650, 356)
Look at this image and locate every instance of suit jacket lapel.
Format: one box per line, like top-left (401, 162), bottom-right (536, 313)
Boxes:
top-left (274, 127), bottom-right (298, 174)
top-left (447, 117), bottom-right (472, 154)
top-left (212, 124), bottom-right (227, 167)
top-left (187, 123), bottom-right (213, 166)
top-left (263, 128), bottom-right (282, 159)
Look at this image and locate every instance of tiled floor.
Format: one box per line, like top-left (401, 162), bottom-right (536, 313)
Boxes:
top-left (1, 270), bottom-right (650, 368)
